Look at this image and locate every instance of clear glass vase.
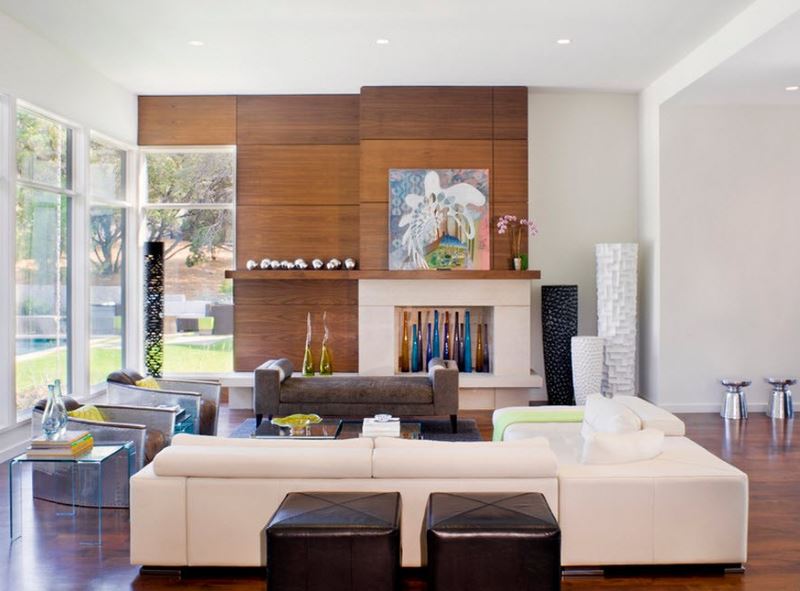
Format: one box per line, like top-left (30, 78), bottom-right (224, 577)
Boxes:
top-left (42, 379), bottom-right (67, 440)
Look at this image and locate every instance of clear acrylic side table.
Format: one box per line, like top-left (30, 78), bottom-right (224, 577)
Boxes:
top-left (9, 442), bottom-right (135, 546)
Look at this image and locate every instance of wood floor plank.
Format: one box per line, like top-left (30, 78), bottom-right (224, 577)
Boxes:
top-left (0, 409), bottom-right (797, 590)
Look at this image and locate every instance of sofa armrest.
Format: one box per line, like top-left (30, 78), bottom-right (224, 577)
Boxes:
top-left (254, 361), bottom-right (282, 418)
top-left (430, 360), bottom-right (459, 415)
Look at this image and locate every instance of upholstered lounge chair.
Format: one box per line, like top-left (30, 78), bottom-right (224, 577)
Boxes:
top-left (106, 369), bottom-right (222, 436)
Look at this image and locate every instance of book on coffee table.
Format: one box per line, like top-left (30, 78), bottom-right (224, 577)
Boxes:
top-left (362, 418), bottom-right (401, 437)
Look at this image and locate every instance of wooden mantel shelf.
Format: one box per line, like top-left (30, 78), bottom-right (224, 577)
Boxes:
top-left (225, 269), bottom-right (541, 280)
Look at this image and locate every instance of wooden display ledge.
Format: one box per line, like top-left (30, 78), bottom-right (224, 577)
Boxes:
top-left (225, 269), bottom-right (541, 280)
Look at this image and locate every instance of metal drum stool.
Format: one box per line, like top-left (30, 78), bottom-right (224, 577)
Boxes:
top-left (766, 378), bottom-right (795, 419)
top-left (721, 380), bottom-right (750, 420)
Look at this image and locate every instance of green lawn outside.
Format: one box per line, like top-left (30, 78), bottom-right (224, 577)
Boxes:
top-left (16, 338), bottom-right (233, 411)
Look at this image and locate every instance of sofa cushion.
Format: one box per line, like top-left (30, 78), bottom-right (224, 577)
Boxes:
top-left (172, 433), bottom-right (373, 449)
top-left (372, 438), bottom-right (557, 479)
top-left (580, 428), bottom-right (664, 465)
top-left (613, 395), bottom-right (686, 436)
top-left (374, 436), bottom-right (549, 449)
top-left (280, 376), bottom-right (433, 404)
top-left (153, 445), bottom-right (373, 478)
top-left (582, 394), bottom-right (641, 438)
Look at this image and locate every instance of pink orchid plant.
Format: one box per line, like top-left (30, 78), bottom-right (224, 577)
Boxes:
top-left (496, 214), bottom-right (539, 260)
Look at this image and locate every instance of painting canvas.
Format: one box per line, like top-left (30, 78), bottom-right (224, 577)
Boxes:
top-left (389, 169), bottom-right (490, 270)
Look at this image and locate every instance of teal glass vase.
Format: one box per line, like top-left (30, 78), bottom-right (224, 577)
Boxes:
top-left (42, 379), bottom-right (67, 439)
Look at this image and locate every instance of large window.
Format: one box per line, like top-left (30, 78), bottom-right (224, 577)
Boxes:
top-left (15, 108), bottom-right (73, 415)
top-left (89, 138), bottom-right (128, 389)
top-left (143, 151), bottom-right (235, 373)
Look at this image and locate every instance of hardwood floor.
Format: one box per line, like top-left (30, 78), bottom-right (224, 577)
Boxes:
top-left (0, 407), bottom-right (798, 590)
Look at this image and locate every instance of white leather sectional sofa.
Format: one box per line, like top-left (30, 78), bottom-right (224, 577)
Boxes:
top-left (129, 397), bottom-right (748, 570)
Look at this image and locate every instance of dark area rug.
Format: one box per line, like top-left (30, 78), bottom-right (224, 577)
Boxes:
top-left (228, 417), bottom-right (482, 442)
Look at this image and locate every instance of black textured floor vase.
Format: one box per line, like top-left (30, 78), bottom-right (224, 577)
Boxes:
top-left (144, 241), bottom-right (164, 377)
top-left (541, 285), bottom-right (578, 405)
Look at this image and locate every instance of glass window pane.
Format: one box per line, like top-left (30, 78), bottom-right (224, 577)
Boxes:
top-left (145, 208), bottom-right (233, 373)
top-left (145, 152), bottom-right (234, 204)
top-left (90, 207), bottom-right (125, 390)
top-left (90, 140), bottom-right (126, 200)
top-left (16, 188), bottom-right (71, 416)
top-left (16, 109), bottom-right (72, 190)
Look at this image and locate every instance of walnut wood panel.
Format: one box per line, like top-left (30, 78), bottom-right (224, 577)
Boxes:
top-left (236, 95), bottom-right (359, 145)
top-left (236, 205), bottom-right (359, 267)
top-left (138, 96), bottom-right (236, 145)
top-left (359, 140), bottom-right (493, 203)
top-left (234, 280), bottom-right (358, 306)
top-left (492, 201), bottom-right (528, 270)
top-left (358, 202), bottom-right (388, 270)
top-left (360, 87), bottom-right (493, 140)
top-left (493, 140), bottom-right (528, 204)
top-left (234, 304), bottom-right (358, 371)
top-left (492, 87), bottom-right (528, 140)
top-left (237, 145), bottom-right (359, 206)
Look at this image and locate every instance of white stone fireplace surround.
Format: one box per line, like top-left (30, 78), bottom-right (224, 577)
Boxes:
top-left (359, 279), bottom-right (542, 408)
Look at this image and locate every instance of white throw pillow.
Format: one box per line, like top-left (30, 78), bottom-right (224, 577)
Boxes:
top-left (580, 428), bottom-right (664, 465)
top-left (582, 394), bottom-right (641, 437)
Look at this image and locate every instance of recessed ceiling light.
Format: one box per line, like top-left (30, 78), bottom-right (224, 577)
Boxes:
top-left (785, 85), bottom-right (799, 91)
top-left (188, 40), bottom-right (205, 47)
top-left (376, 38), bottom-right (390, 45)
top-left (556, 38), bottom-right (572, 45)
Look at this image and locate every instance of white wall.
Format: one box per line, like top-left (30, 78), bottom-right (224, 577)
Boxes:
top-left (0, 12), bottom-right (136, 142)
top-left (659, 104), bottom-right (800, 411)
top-left (529, 90), bottom-right (639, 395)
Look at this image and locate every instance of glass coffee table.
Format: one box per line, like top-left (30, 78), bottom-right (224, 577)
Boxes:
top-left (252, 419), bottom-right (422, 440)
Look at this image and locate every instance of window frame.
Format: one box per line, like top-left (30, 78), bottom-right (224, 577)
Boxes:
top-left (1, 98), bottom-right (138, 425)
top-left (87, 131), bottom-right (136, 394)
top-left (139, 146), bottom-right (236, 377)
top-left (14, 102), bottom-right (79, 419)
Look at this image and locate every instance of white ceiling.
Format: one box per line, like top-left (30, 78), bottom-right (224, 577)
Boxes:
top-left (672, 10), bottom-right (800, 106)
top-left (0, 0), bottom-right (755, 95)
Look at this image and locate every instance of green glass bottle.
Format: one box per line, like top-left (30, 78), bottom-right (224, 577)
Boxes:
top-left (319, 311), bottom-right (333, 375)
top-left (302, 312), bottom-right (315, 376)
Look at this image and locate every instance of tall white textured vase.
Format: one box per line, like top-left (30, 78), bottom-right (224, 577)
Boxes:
top-left (595, 243), bottom-right (638, 397)
top-left (571, 336), bottom-right (605, 405)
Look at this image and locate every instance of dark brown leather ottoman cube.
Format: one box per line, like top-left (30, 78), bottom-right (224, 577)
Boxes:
top-left (267, 492), bottom-right (401, 591)
top-left (425, 492), bottom-right (560, 591)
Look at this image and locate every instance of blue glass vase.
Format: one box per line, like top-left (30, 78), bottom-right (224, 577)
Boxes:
top-left (411, 324), bottom-right (419, 372)
top-left (453, 312), bottom-right (462, 370)
top-left (425, 323), bottom-right (433, 369)
top-left (464, 311), bottom-right (472, 373)
top-left (442, 311), bottom-right (450, 360)
top-left (433, 310), bottom-right (440, 359)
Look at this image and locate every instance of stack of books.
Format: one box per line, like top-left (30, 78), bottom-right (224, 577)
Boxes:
top-left (362, 417), bottom-right (401, 437)
top-left (27, 431), bottom-right (94, 458)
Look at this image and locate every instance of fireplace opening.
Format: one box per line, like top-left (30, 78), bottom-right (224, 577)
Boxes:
top-left (395, 306), bottom-right (492, 374)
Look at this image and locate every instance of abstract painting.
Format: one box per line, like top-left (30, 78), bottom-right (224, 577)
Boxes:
top-left (388, 169), bottom-right (490, 270)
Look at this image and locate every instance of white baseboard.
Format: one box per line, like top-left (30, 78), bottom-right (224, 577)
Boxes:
top-left (660, 401), bottom-right (768, 413)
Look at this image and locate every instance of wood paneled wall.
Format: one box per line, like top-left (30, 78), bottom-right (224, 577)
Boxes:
top-left (138, 87), bottom-right (528, 372)
top-left (358, 87), bottom-right (528, 270)
top-left (234, 96), bottom-right (360, 371)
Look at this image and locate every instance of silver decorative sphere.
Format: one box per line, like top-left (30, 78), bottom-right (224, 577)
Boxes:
top-left (246, 259), bottom-right (258, 271)
top-left (311, 258), bottom-right (324, 270)
top-left (259, 258), bottom-right (271, 269)
top-left (294, 258), bottom-right (308, 270)
top-left (270, 260), bottom-right (281, 270)
top-left (280, 260), bottom-right (292, 270)
top-left (326, 258), bottom-right (342, 270)
top-left (344, 258), bottom-right (357, 270)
